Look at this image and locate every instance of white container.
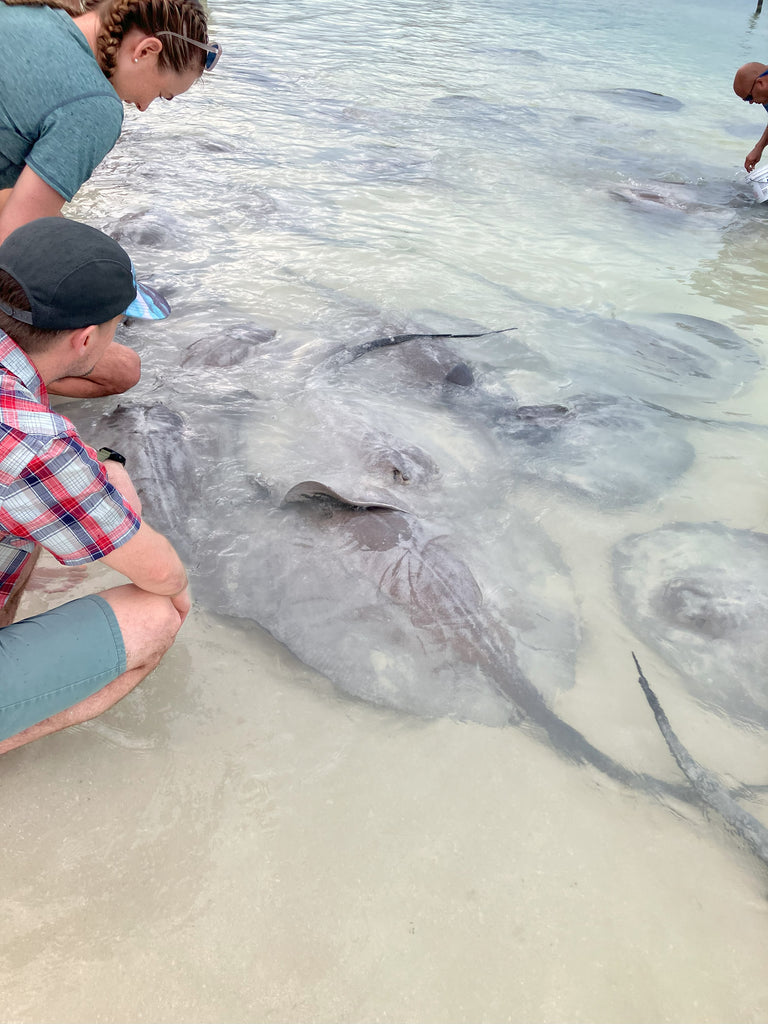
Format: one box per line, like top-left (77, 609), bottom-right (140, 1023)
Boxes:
top-left (748, 166), bottom-right (768, 202)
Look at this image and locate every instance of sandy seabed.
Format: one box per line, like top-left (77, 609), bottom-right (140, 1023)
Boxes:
top-left (0, 552), bottom-right (767, 1024)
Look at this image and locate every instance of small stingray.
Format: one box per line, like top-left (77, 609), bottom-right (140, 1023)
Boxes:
top-left (181, 324), bottom-right (277, 368)
top-left (477, 394), bottom-right (695, 508)
top-left (593, 88), bottom-right (683, 111)
top-left (107, 208), bottom-right (189, 250)
top-left (614, 524), bottom-right (768, 727)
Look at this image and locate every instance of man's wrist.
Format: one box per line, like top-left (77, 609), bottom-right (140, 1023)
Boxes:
top-left (97, 446), bottom-right (127, 467)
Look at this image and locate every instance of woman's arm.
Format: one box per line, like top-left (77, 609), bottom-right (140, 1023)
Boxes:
top-left (0, 165), bottom-right (66, 243)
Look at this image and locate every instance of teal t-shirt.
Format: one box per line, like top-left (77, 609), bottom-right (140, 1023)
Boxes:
top-left (0, 3), bottom-right (124, 201)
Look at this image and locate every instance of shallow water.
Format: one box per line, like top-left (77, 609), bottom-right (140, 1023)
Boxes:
top-left (3, 0), bottom-right (768, 1021)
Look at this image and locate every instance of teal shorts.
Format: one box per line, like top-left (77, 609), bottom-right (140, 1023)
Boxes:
top-left (0, 595), bottom-right (126, 742)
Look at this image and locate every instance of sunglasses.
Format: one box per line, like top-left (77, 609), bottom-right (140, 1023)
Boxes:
top-left (744, 68), bottom-right (768, 102)
top-left (156, 31), bottom-right (222, 71)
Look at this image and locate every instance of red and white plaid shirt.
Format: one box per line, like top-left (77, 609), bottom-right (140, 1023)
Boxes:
top-left (0, 331), bottom-right (140, 608)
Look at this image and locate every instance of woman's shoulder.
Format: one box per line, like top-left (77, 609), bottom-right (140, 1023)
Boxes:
top-left (1, 5), bottom-right (118, 103)
top-left (0, 2), bottom-right (68, 31)
top-left (1, 4), bottom-right (102, 74)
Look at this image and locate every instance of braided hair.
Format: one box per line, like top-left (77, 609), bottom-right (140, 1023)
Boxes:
top-left (3, 0), bottom-right (209, 77)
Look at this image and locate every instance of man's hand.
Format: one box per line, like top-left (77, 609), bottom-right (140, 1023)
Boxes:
top-left (170, 585), bottom-right (192, 626)
top-left (746, 147), bottom-right (763, 173)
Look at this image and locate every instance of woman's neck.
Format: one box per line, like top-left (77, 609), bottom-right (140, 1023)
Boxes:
top-left (72, 10), bottom-right (100, 55)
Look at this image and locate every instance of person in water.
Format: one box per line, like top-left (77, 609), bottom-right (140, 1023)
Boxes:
top-left (0, 0), bottom-right (222, 396)
top-left (0, 216), bottom-right (190, 755)
top-left (733, 62), bottom-right (768, 172)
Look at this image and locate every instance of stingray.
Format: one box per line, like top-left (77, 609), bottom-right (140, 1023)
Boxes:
top-left (478, 393), bottom-right (695, 508)
top-left (430, 94), bottom-right (541, 127)
top-left (62, 397), bottom-right (768, 868)
top-left (613, 523), bottom-right (768, 728)
top-left (283, 480), bottom-right (410, 513)
top-left (326, 327), bottom-right (698, 508)
top-left (63, 398), bottom-right (676, 788)
top-left (497, 309), bottom-right (760, 405)
top-left (106, 207), bottom-right (191, 251)
top-left (609, 183), bottom-right (740, 227)
top-left (591, 88), bottom-right (684, 111)
top-left (181, 324), bottom-right (277, 368)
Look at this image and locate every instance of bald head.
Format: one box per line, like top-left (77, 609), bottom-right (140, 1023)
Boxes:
top-left (734, 62), bottom-right (768, 99)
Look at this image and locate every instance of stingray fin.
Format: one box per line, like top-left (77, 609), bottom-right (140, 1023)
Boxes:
top-left (282, 480), bottom-right (411, 513)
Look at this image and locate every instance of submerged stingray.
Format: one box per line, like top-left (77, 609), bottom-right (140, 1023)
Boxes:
top-left (329, 327), bottom-right (698, 507)
top-left (609, 182), bottom-right (739, 227)
top-left (181, 324), bottom-right (277, 368)
top-left (107, 207), bottom-right (190, 250)
top-left (592, 88), bottom-right (683, 111)
top-left (481, 393), bottom-right (695, 508)
top-left (66, 397), bottom-right (705, 801)
top-left (504, 310), bottom-right (760, 404)
top-left (614, 523), bottom-right (768, 727)
top-left (62, 396), bottom-right (768, 873)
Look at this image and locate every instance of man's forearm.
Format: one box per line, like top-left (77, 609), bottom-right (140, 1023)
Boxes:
top-left (755, 123), bottom-right (768, 152)
top-left (101, 521), bottom-right (188, 598)
top-left (746, 122), bottom-right (768, 170)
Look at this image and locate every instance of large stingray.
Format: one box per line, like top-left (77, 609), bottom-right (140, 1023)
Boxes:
top-left (613, 523), bottom-right (768, 728)
top-left (59, 396), bottom-right (768, 869)
top-left (79, 396), bottom-right (580, 709)
top-left (63, 396), bottom-right (703, 799)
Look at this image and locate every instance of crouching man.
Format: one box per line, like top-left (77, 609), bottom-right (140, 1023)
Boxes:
top-left (0, 217), bottom-right (189, 755)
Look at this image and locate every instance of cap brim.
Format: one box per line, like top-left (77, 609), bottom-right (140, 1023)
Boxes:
top-left (124, 282), bottom-right (171, 320)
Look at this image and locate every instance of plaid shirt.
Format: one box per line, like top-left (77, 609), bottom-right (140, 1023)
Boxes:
top-left (0, 331), bottom-right (140, 607)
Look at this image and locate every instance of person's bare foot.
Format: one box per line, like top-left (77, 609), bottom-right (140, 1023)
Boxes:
top-left (26, 565), bottom-right (89, 594)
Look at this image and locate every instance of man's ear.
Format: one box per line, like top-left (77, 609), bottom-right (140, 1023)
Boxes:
top-left (68, 325), bottom-right (97, 357)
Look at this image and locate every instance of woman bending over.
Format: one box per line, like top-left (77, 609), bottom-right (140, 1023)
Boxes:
top-left (0, 0), bottom-right (221, 395)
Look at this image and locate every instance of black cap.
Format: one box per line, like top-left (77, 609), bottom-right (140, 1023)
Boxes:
top-left (0, 218), bottom-right (170, 329)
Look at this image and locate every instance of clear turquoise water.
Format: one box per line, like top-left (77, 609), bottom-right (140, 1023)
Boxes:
top-left (4, 1), bottom-right (768, 1021)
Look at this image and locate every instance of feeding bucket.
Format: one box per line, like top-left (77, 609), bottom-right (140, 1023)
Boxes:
top-left (748, 166), bottom-right (768, 202)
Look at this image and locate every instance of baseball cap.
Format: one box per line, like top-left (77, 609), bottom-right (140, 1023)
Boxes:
top-left (0, 218), bottom-right (171, 329)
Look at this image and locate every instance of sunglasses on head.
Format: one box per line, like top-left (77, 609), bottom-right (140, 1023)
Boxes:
top-left (156, 31), bottom-right (222, 71)
top-left (744, 68), bottom-right (768, 102)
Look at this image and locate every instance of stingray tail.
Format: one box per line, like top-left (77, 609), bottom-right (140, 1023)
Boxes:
top-left (350, 325), bottom-right (518, 359)
top-left (632, 652), bottom-right (768, 871)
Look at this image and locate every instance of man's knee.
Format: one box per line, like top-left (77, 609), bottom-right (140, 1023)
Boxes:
top-left (105, 345), bottom-right (141, 395)
top-left (100, 585), bottom-right (183, 672)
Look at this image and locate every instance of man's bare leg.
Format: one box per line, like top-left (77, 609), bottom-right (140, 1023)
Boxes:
top-left (0, 547), bottom-right (41, 629)
top-left (48, 341), bottom-right (141, 399)
top-left (0, 583), bottom-right (184, 755)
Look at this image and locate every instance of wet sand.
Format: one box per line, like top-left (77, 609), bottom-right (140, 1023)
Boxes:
top-left (1, 542), bottom-right (767, 1023)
